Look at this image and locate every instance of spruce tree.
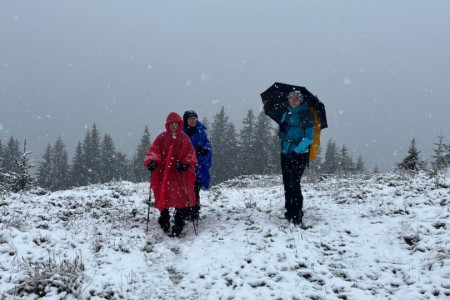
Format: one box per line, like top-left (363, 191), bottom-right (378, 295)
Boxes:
top-left (306, 148), bottom-right (323, 177)
top-left (238, 109), bottom-right (256, 175)
top-left (322, 139), bottom-right (338, 174)
top-left (209, 106), bottom-right (239, 184)
top-left (0, 140), bottom-right (3, 168)
top-left (267, 127), bottom-right (281, 174)
top-left (9, 140), bottom-right (33, 192)
top-left (100, 134), bottom-right (117, 183)
top-left (36, 144), bottom-right (53, 189)
top-left (396, 137), bottom-right (426, 171)
top-left (355, 155), bottom-right (365, 173)
top-left (252, 110), bottom-right (273, 175)
top-left (2, 137), bottom-right (21, 173)
top-left (85, 123), bottom-right (102, 183)
top-left (430, 134), bottom-right (448, 171)
top-left (70, 142), bottom-right (88, 187)
top-left (131, 126), bottom-right (151, 182)
top-left (338, 145), bottom-right (354, 174)
top-left (52, 137), bottom-right (70, 190)
top-left (115, 151), bottom-right (130, 181)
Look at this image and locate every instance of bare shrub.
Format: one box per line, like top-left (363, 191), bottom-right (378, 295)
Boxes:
top-left (7, 253), bottom-right (87, 298)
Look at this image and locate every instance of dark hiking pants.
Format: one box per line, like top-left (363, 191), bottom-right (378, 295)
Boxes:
top-left (281, 152), bottom-right (309, 218)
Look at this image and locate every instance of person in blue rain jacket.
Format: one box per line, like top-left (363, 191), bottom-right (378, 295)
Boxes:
top-left (182, 110), bottom-right (212, 220)
top-left (278, 91), bottom-right (314, 225)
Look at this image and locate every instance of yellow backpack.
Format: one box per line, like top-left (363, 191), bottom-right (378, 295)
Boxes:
top-left (308, 106), bottom-right (322, 161)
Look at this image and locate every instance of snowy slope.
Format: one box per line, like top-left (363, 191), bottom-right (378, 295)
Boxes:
top-left (1, 172), bottom-right (449, 299)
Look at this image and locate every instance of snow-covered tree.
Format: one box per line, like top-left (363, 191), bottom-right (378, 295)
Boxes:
top-left (396, 137), bottom-right (426, 171)
top-left (430, 134), bottom-right (448, 172)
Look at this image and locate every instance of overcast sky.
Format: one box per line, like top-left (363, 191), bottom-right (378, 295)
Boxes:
top-left (1, 0), bottom-right (449, 171)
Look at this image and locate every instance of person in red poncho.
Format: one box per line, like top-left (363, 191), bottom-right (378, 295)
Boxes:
top-left (144, 112), bottom-right (198, 237)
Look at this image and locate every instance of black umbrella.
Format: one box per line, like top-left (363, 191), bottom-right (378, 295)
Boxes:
top-left (260, 82), bottom-right (328, 129)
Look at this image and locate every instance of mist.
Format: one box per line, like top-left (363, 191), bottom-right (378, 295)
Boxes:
top-left (1, 1), bottom-right (449, 171)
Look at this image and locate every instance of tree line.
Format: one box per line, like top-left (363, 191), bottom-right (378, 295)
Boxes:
top-left (1, 107), bottom-right (449, 193)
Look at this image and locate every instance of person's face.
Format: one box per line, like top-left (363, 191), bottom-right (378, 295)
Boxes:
top-left (187, 116), bottom-right (197, 127)
top-left (168, 122), bottom-right (179, 133)
top-left (288, 96), bottom-right (302, 108)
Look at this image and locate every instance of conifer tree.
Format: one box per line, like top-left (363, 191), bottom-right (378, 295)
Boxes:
top-left (70, 142), bottom-right (88, 187)
top-left (36, 144), bottom-right (53, 189)
top-left (115, 151), bottom-right (130, 181)
top-left (131, 126), bottom-right (151, 182)
top-left (267, 127), bottom-right (281, 174)
top-left (0, 140), bottom-right (5, 193)
top-left (100, 134), bottom-right (117, 183)
top-left (430, 134), bottom-right (448, 171)
top-left (322, 139), bottom-right (338, 174)
top-left (338, 145), bottom-right (354, 174)
top-left (52, 137), bottom-right (70, 190)
top-left (396, 137), bottom-right (426, 171)
top-left (84, 123), bottom-right (102, 183)
top-left (0, 140), bottom-right (3, 168)
top-left (2, 137), bottom-right (21, 173)
top-left (355, 155), bottom-right (365, 173)
top-left (252, 110), bottom-right (273, 175)
top-left (373, 164), bottom-right (380, 174)
top-left (209, 106), bottom-right (239, 184)
top-left (8, 140), bottom-right (33, 192)
top-left (238, 109), bottom-right (256, 175)
top-left (306, 148), bottom-right (323, 177)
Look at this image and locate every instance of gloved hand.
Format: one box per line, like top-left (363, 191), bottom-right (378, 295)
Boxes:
top-left (147, 161), bottom-right (157, 172)
top-left (176, 161), bottom-right (190, 172)
top-left (196, 144), bottom-right (209, 156)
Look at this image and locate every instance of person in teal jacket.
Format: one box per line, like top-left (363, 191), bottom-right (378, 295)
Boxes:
top-left (278, 90), bottom-right (314, 225)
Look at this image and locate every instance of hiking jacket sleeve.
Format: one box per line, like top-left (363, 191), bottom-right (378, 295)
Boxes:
top-left (293, 126), bottom-right (314, 154)
top-left (293, 111), bottom-right (314, 154)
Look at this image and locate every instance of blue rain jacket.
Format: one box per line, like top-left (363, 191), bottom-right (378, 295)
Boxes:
top-left (278, 103), bottom-right (314, 155)
top-left (183, 121), bottom-right (212, 189)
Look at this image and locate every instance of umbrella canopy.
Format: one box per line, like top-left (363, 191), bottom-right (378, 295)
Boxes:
top-left (260, 82), bottom-right (328, 129)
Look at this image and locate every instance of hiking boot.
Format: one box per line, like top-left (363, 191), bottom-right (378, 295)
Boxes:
top-left (191, 205), bottom-right (200, 220)
top-left (284, 211), bottom-right (293, 222)
top-left (170, 223), bottom-right (184, 237)
top-left (171, 210), bottom-right (186, 237)
top-left (292, 212), bottom-right (303, 226)
top-left (158, 209), bottom-right (170, 232)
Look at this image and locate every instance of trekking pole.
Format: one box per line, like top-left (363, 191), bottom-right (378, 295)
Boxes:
top-left (146, 173), bottom-right (153, 232)
top-left (180, 172), bottom-right (198, 235)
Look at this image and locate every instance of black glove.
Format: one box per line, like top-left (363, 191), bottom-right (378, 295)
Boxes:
top-left (176, 161), bottom-right (190, 172)
top-left (147, 161), bottom-right (157, 172)
top-left (279, 121), bottom-right (288, 133)
top-left (196, 144), bottom-right (209, 156)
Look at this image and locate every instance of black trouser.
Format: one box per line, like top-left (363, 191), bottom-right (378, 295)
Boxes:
top-left (188, 181), bottom-right (201, 218)
top-left (281, 152), bottom-right (309, 217)
top-left (194, 181), bottom-right (201, 209)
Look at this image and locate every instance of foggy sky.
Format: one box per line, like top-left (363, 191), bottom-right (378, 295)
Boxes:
top-left (1, 0), bottom-right (450, 171)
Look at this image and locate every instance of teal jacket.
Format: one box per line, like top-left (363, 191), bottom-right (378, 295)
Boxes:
top-left (278, 103), bottom-right (314, 155)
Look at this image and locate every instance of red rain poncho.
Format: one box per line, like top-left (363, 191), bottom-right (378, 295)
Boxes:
top-left (144, 112), bottom-right (198, 211)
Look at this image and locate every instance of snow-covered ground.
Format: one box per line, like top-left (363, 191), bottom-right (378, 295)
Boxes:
top-left (1, 171), bottom-right (450, 299)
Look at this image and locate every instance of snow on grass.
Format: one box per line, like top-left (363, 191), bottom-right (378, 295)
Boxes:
top-left (1, 172), bottom-right (449, 299)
